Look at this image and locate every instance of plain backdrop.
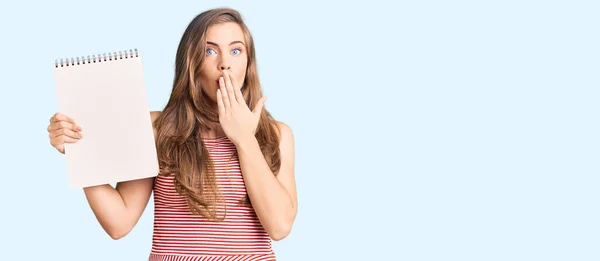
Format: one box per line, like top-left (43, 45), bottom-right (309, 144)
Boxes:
top-left (0, 0), bottom-right (599, 260)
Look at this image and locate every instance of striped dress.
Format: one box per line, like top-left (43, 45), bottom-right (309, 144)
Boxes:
top-left (148, 136), bottom-right (277, 261)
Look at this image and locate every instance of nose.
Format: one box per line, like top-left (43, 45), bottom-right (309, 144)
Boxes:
top-left (218, 60), bottom-right (231, 71)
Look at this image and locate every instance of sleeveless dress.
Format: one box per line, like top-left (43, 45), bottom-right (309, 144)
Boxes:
top-left (148, 136), bottom-right (277, 261)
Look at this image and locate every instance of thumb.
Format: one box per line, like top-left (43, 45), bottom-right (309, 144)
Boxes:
top-left (252, 96), bottom-right (267, 116)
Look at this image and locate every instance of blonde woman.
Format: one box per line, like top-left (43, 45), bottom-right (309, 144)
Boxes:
top-left (47, 8), bottom-right (297, 261)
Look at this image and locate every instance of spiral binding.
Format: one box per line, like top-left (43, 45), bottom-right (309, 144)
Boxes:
top-left (54, 48), bottom-right (139, 68)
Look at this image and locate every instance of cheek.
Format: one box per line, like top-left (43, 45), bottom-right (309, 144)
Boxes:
top-left (201, 86), bottom-right (216, 101)
top-left (236, 67), bottom-right (247, 87)
top-left (237, 73), bottom-right (245, 85)
top-left (199, 76), bottom-right (218, 98)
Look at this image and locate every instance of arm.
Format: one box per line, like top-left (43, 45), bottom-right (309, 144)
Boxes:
top-left (235, 121), bottom-right (298, 241)
top-left (82, 111), bottom-right (161, 240)
top-left (83, 178), bottom-right (154, 240)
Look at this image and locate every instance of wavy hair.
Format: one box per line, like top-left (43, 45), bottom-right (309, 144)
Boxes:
top-left (154, 8), bottom-right (281, 221)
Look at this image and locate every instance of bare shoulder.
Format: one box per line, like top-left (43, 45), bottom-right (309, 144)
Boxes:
top-left (150, 111), bottom-right (162, 122)
top-left (272, 120), bottom-right (294, 146)
top-left (150, 111), bottom-right (162, 140)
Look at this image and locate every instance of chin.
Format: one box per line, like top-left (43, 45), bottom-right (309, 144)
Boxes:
top-left (207, 94), bottom-right (217, 103)
top-left (200, 88), bottom-right (216, 102)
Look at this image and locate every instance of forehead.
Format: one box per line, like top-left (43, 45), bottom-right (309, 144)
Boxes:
top-left (205, 22), bottom-right (245, 43)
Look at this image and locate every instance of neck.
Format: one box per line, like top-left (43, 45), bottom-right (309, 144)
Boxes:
top-left (199, 99), bottom-right (225, 138)
top-left (202, 121), bottom-right (226, 139)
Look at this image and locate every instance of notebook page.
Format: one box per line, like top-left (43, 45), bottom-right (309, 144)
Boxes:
top-left (53, 51), bottom-right (159, 188)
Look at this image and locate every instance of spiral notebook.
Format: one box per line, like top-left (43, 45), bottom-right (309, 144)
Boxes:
top-left (52, 49), bottom-right (159, 188)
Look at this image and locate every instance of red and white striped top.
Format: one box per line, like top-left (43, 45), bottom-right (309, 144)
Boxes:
top-left (148, 136), bottom-right (276, 261)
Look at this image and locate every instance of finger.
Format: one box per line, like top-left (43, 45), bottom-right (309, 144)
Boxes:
top-left (51, 134), bottom-right (80, 144)
top-left (50, 129), bottom-right (82, 141)
top-left (224, 70), bottom-right (237, 105)
top-left (231, 75), bottom-right (246, 106)
top-left (51, 112), bottom-right (75, 124)
top-left (50, 127), bottom-right (82, 140)
top-left (217, 89), bottom-right (226, 115)
top-left (49, 140), bottom-right (64, 154)
top-left (253, 96), bottom-right (267, 116)
top-left (48, 121), bottom-right (81, 133)
top-left (48, 124), bottom-right (82, 139)
top-left (219, 76), bottom-right (231, 109)
top-left (50, 135), bottom-right (78, 154)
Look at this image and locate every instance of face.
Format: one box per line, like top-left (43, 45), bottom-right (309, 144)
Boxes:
top-left (200, 22), bottom-right (248, 103)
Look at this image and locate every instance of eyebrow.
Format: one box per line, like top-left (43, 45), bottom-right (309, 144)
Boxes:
top-left (206, 41), bottom-right (245, 47)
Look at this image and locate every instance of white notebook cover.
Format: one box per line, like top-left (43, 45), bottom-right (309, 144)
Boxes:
top-left (52, 49), bottom-right (159, 188)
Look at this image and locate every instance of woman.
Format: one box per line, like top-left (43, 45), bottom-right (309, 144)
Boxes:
top-left (46, 7), bottom-right (297, 261)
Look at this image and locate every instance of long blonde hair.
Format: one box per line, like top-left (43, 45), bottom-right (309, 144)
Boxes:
top-left (154, 8), bottom-right (281, 221)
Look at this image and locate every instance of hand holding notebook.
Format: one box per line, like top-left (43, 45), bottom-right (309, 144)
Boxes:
top-left (48, 112), bottom-right (83, 154)
top-left (51, 49), bottom-right (159, 188)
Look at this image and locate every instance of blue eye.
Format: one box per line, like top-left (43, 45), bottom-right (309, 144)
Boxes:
top-left (206, 49), bottom-right (216, 55)
top-left (231, 48), bottom-right (241, 55)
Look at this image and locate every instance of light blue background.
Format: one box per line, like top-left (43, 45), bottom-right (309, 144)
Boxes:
top-left (1, 0), bottom-right (598, 260)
